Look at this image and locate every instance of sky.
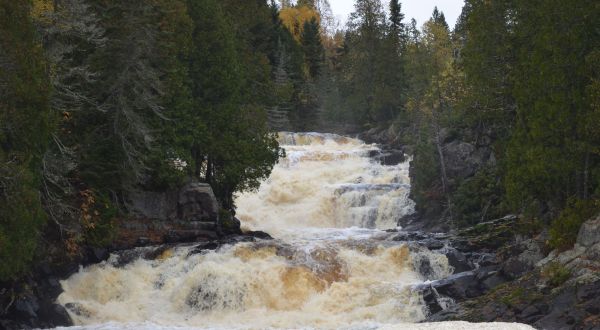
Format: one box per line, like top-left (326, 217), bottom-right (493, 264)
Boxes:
top-left (328, 0), bottom-right (465, 30)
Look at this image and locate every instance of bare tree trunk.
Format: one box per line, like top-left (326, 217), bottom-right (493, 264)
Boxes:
top-left (431, 69), bottom-right (453, 220)
top-left (206, 156), bottom-right (213, 184)
top-left (193, 146), bottom-right (203, 179)
top-left (583, 150), bottom-right (590, 200)
top-left (434, 123), bottom-right (448, 196)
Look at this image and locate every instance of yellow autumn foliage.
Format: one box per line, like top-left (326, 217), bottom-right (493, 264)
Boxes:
top-left (279, 6), bottom-right (320, 42)
top-left (31, 0), bottom-right (53, 19)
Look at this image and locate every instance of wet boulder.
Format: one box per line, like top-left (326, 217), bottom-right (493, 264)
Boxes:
top-left (444, 249), bottom-right (471, 274)
top-left (14, 293), bottom-right (39, 319)
top-left (38, 304), bottom-right (72, 327)
top-left (431, 271), bottom-right (481, 300)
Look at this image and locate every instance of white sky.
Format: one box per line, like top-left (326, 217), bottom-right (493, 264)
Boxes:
top-left (328, 0), bottom-right (465, 30)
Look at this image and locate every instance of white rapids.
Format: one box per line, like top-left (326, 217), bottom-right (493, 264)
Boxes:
top-left (56, 132), bottom-right (533, 330)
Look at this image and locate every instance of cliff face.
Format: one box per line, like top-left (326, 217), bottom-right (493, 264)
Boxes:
top-left (361, 125), bottom-right (498, 231)
top-left (0, 182), bottom-right (239, 329)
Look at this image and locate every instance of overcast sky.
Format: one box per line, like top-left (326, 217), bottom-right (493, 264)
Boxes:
top-left (328, 0), bottom-right (465, 30)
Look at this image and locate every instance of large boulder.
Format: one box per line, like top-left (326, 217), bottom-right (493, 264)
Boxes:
top-left (500, 238), bottom-right (546, 280)
top-left (536, 213), bottom-right (600, 284)
top-left (117, 182), bottom-right (224, 248)
top-left (178, 183), bottom-right (219, 222)
top-left (128, 189), bottom-right (178, 221)
top-left (443, 141), bottom-right (494, 181)
top-left (128, 182), bottom-right (219, 223)
top-left (577, 214), bottom-right (600, 248)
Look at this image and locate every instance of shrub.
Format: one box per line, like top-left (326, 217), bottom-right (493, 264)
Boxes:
top-left (548, 199), bottom-right (599, 250)
top-left (80, 190), bottom-right (118, 248)
top-left (541, 262), bottom-right (571, 287)
top-left (452, 166), bottom-right (508, 228)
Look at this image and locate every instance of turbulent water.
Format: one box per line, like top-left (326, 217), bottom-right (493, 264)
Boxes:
top-left (56, 132), bottom-right (532, 330)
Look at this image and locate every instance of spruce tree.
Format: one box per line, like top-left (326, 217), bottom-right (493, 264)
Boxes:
top-left (301, 17), bottom-right (324, 79)
top-left (389, 0), bottom-right (404, 34)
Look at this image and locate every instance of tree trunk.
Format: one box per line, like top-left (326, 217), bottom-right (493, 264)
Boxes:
top-left (206, 156), bottom-right (213, 184)
top-left (434, 125), bottom-right (449, 195)
top-left (583, 150), bottom-right (590, 200)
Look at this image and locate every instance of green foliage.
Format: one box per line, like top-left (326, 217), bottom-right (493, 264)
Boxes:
top-left (301, 17), bottom-right (324, 79)
top-left (0, 0), bottom-right (287, 279)
top-left (82, 192), bottom-right (118, 248)
top-left (406, 0), bottom-right (600, 232)
top-left (0, 0), bottom-right (52, 280)
top-left (541, 262), bottom-right (571, 287)
top-left (459, 0), bottom-right (516, 133)
top-left (549, 199), bottom-right (599, 250)
top-left (505, 0), bottom-right (600, 211)
top-left (452, 167), bottom-right (508, 227)
top-left (186, 0), bottom-right (281, 208)
top-left (499, 287), bottom-right (525, 307)
top-left (332, 0), bottom-right (407, 125)
top-left (410, 141), bottom-right (444, 216)
top-left (0, 168), bottom-right (47, 280)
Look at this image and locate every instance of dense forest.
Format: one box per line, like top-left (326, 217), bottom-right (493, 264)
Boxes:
top-left (317, 0), bottom-right (600, 253)
top-left (1, 0), bottom-right (599, 292)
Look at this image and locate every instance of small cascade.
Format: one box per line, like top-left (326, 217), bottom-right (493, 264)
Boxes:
top-left (236, 132), bottom-right (415, 236)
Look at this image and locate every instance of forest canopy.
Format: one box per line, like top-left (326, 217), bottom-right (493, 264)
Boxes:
top-left (0, 0), bottom-right (599, 281)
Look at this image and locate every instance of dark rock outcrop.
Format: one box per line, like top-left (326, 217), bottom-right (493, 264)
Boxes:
top-left (1, 182), bottom-right (231, 329)
top-left (443, 141), bottom-right (494, 181)
top-left (428, 213), bottom-right (600, 329)
top-left (114, 182), bottom-right (236, 249)
top-left (128, 182), bottom-right (219, 223)
top-left (177, 183), bottom-right (219, 222)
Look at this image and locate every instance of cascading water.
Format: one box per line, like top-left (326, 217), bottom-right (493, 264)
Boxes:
top-left (236, 132), bottom-right (415, 236)
top-left (56, 133), bottom-right (532, 330)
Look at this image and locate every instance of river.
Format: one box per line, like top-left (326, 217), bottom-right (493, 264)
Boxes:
top-left (55, 132), bottom-right (532, 330)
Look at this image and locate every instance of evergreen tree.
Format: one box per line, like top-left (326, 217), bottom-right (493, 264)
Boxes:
top-left (389, 0), bottom-right (404, 35)
top-left (460, 0), bottom-right (516, 135)
top-left (506, 0), bottom-right (600, 213)
top-left (432, 6), bottom-right (449, 31)
top-left (339, 0), bottom-right (387, 124)
top-left (301, 17), bottom-right (324, 79)
top-left (0, 0), bottom-right (52, 279)
top-left (187, 0), bottom-right (280, 208)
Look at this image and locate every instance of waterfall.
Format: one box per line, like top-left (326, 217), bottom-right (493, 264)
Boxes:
top-left (55, 132), bottom-right (532, 330)
top-left (236, 132), bottom-right (415, 236)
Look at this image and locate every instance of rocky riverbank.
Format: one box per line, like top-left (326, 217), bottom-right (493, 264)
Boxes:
top-left (0, 182), bottom-right (255, 329)
top-left (361, 126), bottom-right (600, 329)
top-left (410, 215), bottom-right (600, 330)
